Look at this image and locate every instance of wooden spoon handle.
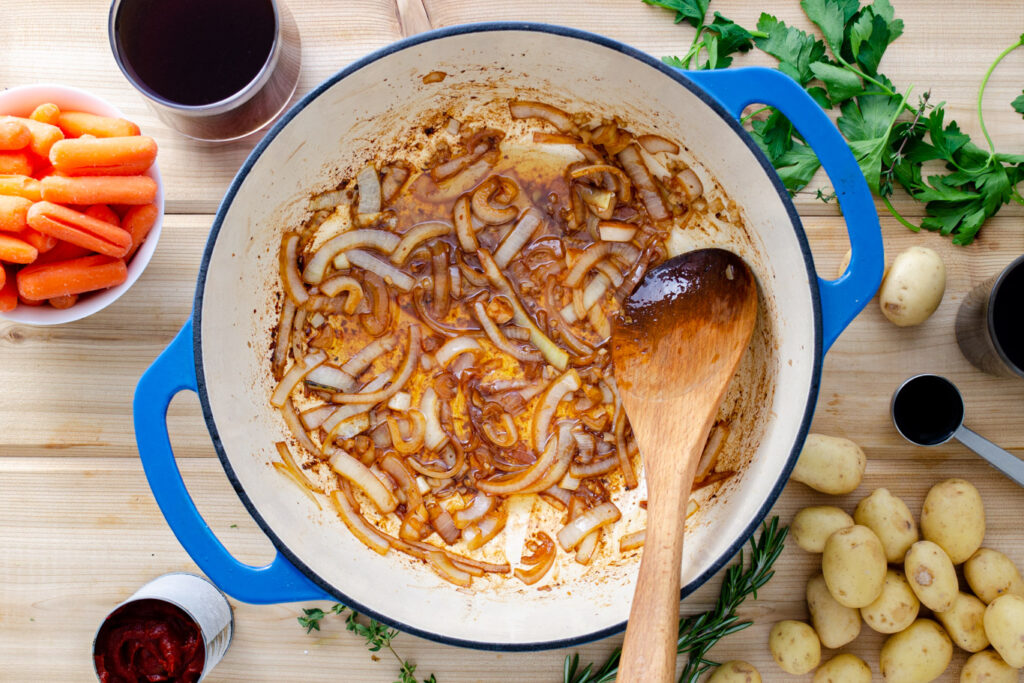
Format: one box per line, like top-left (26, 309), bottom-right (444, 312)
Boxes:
top-left (617, 485), bottom-right (692, 683)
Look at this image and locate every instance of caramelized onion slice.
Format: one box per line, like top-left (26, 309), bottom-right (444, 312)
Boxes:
top-left (271, 299), bottom-right (296, 379)
top-left (280, 233), bottom-right (308, 304)
top-left (271, 350), bottom-right (326, 408)
top-left (619, 528), bottom-right (646, 552)
top-left (434, 336), bottom-right (482, 368)
top-left (319, 275), bottom-right (363, 314)
top-left (331, 326), bottom-right (421, 404)
top-left (346, 250), bottom-right (415, 292)
top-left (514, 531), bottom-right (556, 585)
top-left (531, 369), bottom-right (581, 452)
top-left (556, 501), bottom-right (621, 551)
top-left (472, 301), bottom-right (542, 363)
top-left (331, 487), bottom-right (390, 555)
top-left (475, 438), bottom-right (558, 495)
top-left (329, 448), bottom-right (397, 513)
top-left (638, 134), bottom-right (680, 155)
top-left (471, 176), bottom-right (519, 225)
top-left (617, 144), bottom-right (669, 222)
top-left (509, 100), bottom-right (576, 134)
top-left (390, 221), bottom-right (451, 264)
top-left (386, 410), bottom-right (426, 454)
top-left (427, 550), bottom-right (472, 587)
top-left (493, 208), bottom-right (543, 269)
top-left (598, 221), bottom-right (637, 242)
top-left (419, 387), bottom-right (447, 450)
top-left (356, 165), bottom-right (381, 215)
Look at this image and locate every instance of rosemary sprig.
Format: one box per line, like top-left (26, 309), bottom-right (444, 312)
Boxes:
top-left (563, 517), bottom-right (788, 683)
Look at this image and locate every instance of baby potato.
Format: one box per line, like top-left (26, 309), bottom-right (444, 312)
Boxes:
top-left (960, 650), bottom-right (1019, 682)
top-left (854, 488), bottom-right (919, 563)
top-left (905, 540), bottom-right (959, 613)
top-left (707, 660), bottom-right (761, 683)
top-left (984, 594), bottom-right (1024, 668)
top-left (807, 573), bottom-right (861, 648)
top-left (792, 506), bottom-right (855, 553)
top-left (965, 548), bottom-right (1024, 604)
top-left (880, 619), bottom-right (953, 683)
top-left (878, 245), bottom-right (945, 326)
top-left (813, 654), bottom-right (871, 683)
top-left (921, 478), bottom-right (986, 564)
top-left (791, 433), bottom-right (866, 495)
top-left (769, 620), bottom-right (821, 675)
top-left (823, 525), bottom-right (887, 608)
top-left (862, 569), bottom-right (921, 634)
top-left (937, 592), bottom-right (990, 653)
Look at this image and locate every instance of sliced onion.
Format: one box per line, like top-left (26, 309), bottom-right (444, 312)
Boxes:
top-left (556, 501), bottom-right (621, 551)
top-left (386, 410), bottom-right (425, 454)
top-left (594, 261), bottom-right (624, 287)
top-left (273, 462), bottom-right (322, 508)
top-left (471, 301), bottom-right (541, 363)
top-left (332, 326), bottom-right (421, 404)
top-left (428, 157), bottom-right (494, 203)
top-left (569, 455), bottom-right (618, 478)
top-left (390, 221), bottom-right (451, 264)
top-left (452, 493), bottom-right (495, 528)
top-left (319, 275), bottom-right (363, 314)
top-left (481, 411), bottom-right (518, 448)
top-left (517, 421), bottom-right (576, 494)
top-left (675, 168), bottom-right (704, 200)
top-left (619, 528), bottom-right (646, 552)
top-left (445, 118), bottom-right (461, 135)
top-left (426, 550), bottom-right (472, 587)
top-left (280, 233), bottom-right (308, 304)
top-left (300, 404), bottom-right (337, 430)
top-left (494, 208), bottom-right (543, 269)
top-left (387, 391), bottom-right (411, 411)
top-left (565, 242), bottom-right (615, 288)
top-left (346, 250), bottom-right (415, 291)
top-left (588, 304), bottom-right (611, 340)
top-left (356, 165), bottom-right (381, 215)
top-left (449, 265), bottom-right (462, 298)
top-left (426, 502), bottom-right (461, 544)
top-left (560, 273), bottom-right (610, 323)
top-left (341, 337), bottom-right (398, 377)
top-left (380, 164), bottom-right (411, 205)
top-left (419, 387), bottom-right (447, 450)
top-left (577, 184), bottom-right (615, 219)
top-left (532, 131), bottom-right (581, 145)
top-left (614, 406), bottom-right (638, 489)
top-left (271, 350), bottom-right (326, 408)
top-left (435, 336), bottom-right (482, 367)
top-left (568, 164), bottom-right (631, 202)
top-left (475, 438), bottom-right (558, 495)
top-left (407, 441), bottom-right (464, 480)
top-left (575, 528), bottom-right (600, 565)
top-left (514, 531), bottom-right (556, 585)
top-left (281, 398), bottom-right (322, 458)
top-left (324, 412), bottom-right (371, 446)
top-left (275, 441), bottom-right (324, 494)
top-left (379, 453), bottom-right (423, 512)
top-left (331, 487), bottom-right (390, 555)
top-left (696, 423), bottom-right (729, 481)
top-left (531, 368), bottom-right (580, 452)
top-left (329, 448), bottom-right (397, 512)
top-left (271, 299), bottom-right (296, 379)
top-left (471, 176), bottom-right (519, 225)
top-left (465, 508), bottom-right (507, 550)
top-left (320, 370), bottom-right (392, 433)
top-left (637, 144), bottom-right (672, 181)
top-left (638, 134), bottom-right (680, 155)
top-left (305, 364), bottom-right (357, 393)
top-left (617, 144), bottom-right (669, 222)
top-left (303, 229), bottom-right (398, 283)
top-left (309, 188), bottom-right (348, 211)
top-left (509, 100), bottom-right (576, 133)
top-left (452, 195), bottom-right (476, 253)
top-left (598, 221), bottom-right (637, 242)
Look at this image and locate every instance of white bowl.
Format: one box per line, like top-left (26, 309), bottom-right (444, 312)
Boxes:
top-left (0, 83), bottom-right (164, 325)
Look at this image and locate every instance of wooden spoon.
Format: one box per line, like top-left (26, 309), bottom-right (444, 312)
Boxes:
top-left (612, 248), bottom-right (758, 682)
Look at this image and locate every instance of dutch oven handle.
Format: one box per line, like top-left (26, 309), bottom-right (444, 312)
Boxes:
top-left (134, 320), bottom-right (331, 603)
top-left (685, 67), bottom-right (884, 352)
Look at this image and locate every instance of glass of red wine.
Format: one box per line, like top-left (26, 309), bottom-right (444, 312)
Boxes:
top-left (955, 254), bottom-right (1024, 381)
top-left (108, 0), bottom-right (301, 142)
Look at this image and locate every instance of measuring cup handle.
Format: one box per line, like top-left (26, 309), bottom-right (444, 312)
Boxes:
top-left (954, 425), bottom-right (1024, 488)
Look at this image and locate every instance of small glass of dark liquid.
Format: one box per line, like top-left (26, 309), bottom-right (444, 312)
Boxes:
top-left (956, 254), bottom-right (1024, 380)
top-left (108, 0), bottom-right (301, 142)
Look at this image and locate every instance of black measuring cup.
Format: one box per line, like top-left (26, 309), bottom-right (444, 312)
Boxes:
top-left (891, 374), bottom-right (1024, 487)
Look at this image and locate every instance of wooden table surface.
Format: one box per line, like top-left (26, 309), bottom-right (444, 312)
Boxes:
top-left (2, 1), bottom-right (1023, 681)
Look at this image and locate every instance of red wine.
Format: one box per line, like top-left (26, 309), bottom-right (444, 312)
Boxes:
top-left (992, 263), bottom-right (1024, 372)
top-left (892, 375), bottom-right (963, 446)
top-left (114, 0), bottom-right (276, 106)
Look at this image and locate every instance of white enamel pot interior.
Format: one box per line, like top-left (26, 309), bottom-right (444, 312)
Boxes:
top-left (194, 24), bottom-right (821, 649)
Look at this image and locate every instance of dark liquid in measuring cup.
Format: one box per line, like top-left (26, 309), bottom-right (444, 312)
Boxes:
top-left (893, 375), bottom-right (963, 446)
top-left (992, 264), bottom-right (1024, 372)
top-left (115, 0), bottom-right (276, 106)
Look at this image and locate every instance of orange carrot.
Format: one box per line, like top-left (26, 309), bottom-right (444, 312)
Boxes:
top-left (19, 293), bottom-right (44, 306)
top-left (0, 262), bottom-right (4, 288)
top-left (40, 175), bottom-right (157, 206)
top-left (0, 174), bottom-right (42, 201)
top-left (35, 239), bottom-right (91, 264)
top-left (29, 103), bottom-right (61, 126)
top-left (0, 120), bottom-right (31, 151)
top-left (0, 116), bottom-right (64, 157)
top-left (17, 254), bottom-right (127, 299)
top-left (0, 233), bottom-right (38, 263)
top-left (0, 152), bottom-right (32, 176)
top-left (49, 293), bottom-right (78, 309)
top-left (52, 160), bottom-right (154, 177)
top-left (16, 227), bottom-right (57, 253)
top-left (57, 111), bottom-right (140, 138)
top-left (27, 201), bottom-right (131, 257)
top-left (0, 265), bottom-right (16, 311)
top-left (84, 204), bottom-right (120, 226)
top-left (50, 136), bottom-right (157, 175)
top-left (122, 203), bottom-right (159, 260)
top-left (0, 195), bottom-right (32, 232)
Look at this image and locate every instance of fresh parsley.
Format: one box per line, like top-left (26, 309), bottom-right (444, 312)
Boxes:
top-left (1014, 90), bottom-right (1024, 119)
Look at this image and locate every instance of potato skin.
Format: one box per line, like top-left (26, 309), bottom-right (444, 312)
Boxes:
top-left (822, 525), bottom-right (887, 608)
top-left (807, 573), bottom-right (861, 648)
top-left (905, 540), bottom-right (959, 613)
top-left (936, 592), bottom-right (990, 653)
top-left (791, 433), bottom-right (866, 495)
top-left (855, 488), bottom-right (919, 563)
top-left (960, 650), bottom-right (1018, 682)
top-left (965, 548), bottom-right (1024, 604)
top-left (813, 654), bottom-right (871, 683)
top-left (862, 569), bottom-right (921, 634)
top-left (792, 506), bottom-right (855, 553)
top-left (878, 246), bottom-right (945, 326)
top-left (707, 660), bottom-right (761, 683)
top-left (984, 594), bottom-right (1024, 668)
top-left (880, 619), bottom-right (953, 683)
top-left (769, 620), bottom-right (820, 675)
top-left (920, 478), bottom-right (986, 565)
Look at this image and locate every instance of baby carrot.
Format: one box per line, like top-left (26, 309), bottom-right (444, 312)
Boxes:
top-left (52, 160), bottom-right (154, 177)
top-left (17, 254), bottom-right (127, 300)
top-left (84, 204), bottom-right (120, 226)
top-left (49, 293), bottom-right (78, 309)
top-left (0, 174), bottom-right (42, 201)
top-left (56, 112), bottom-right (140, 138)
top-left (16, 227), bottom-right (57, 253)
top-left (0, 152), bottom-right (32, 176)
top-left (40, 175), bottom-right (157, 206)
top-left (35, 240), bottom-right (91, 264)
top-left (19, 293), bottom-right (44, 306)
top-left (0, 233), bottom-right (39, 264)
top-left (0, 116), bottom-right (64, 157)
top-left (0, 265), bottom-right (16, 312)
top-left (0, 195), bottom-right (32, 232)
top-left (29, 103), bottom-right (61, 126)
top-left (122, 203), bottom-right (159, 260)
top-left (50, 136), bottom-right (157, 176)
top-left (0, 120), bottom-right (31, 151)
top-left (27, 201), bottom-right (131, 257)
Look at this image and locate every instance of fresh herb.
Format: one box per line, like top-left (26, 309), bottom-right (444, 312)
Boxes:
top-left (649, 1), bottom-right (1024, 245)
top-left (298, 603), bottom-right (435, 683)
top-left (815, 187), bottom-right (837, 203)
top-left (1014, 90), bottom-right (1024, 119)
top-left (563, 517), bottom-right (788, 683)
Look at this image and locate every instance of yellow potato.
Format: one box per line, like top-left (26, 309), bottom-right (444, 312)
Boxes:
top-left (707, 660), bottom-right (761, 683)
top-left (807, 573), bottom-right (861, 648)
top-left (965, 548), bottom-right (1024, 604)
top-left (905, 540), bottom-right (959, 613)
top-left (836, 248), bottom-right (852, 279)
top-left (769, 620), bottom-right (820, 675)
top-left (921, 478), bottom-right (986, 564)
top-left (791, 434), bottom-right (866, 495)
top-left (792, 506), bottom-right (855, 553)
top-left (880, 619), bottom-right (953, 683)
top-left (822, 525), bottom-right (887, 608)
top-left (984, 594), bottom-right (1024, 667)
top-left (937, 592), bottom-right (990, 653)
top-left (960, 650), bottom-right (1018, 682)
top-left (878, 246), bottom-right (945, 326)
top-left (854, 487), bottom-right (919, 563)
top-left (862, 569), bottom-right (921, 634)
top-left (813, 653), bottom-right (871, 683)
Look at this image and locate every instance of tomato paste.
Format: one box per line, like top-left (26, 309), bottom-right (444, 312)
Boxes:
top-left (94, 599), bottom-right (204, 683)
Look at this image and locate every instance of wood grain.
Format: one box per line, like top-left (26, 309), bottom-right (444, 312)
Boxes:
top-left (1, 1), bottom-right (1023, 681)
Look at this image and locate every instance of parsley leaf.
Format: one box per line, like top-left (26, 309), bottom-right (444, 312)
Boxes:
top-left (837, 91), bottom-right (908, 193)
top-left (754, 13), bottom-right (827, 85)
top-left (642, 0), bottom-right (709, 28)
top-left (809, 61), bottom-right (863, 103)
top-left (701, 12), bottom-right (756, 68)
top-left (800, 0), bottom-right (849, 53)
top-left (1013, 90), bottom-right (1024, 118)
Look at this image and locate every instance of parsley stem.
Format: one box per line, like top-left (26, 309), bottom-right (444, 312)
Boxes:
top-left (976, 34), bottom-right (1024, 156)
top-left (882, 195), bottom-right (920, 232)
top-left (740, 106), bottom-right (772, 124)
